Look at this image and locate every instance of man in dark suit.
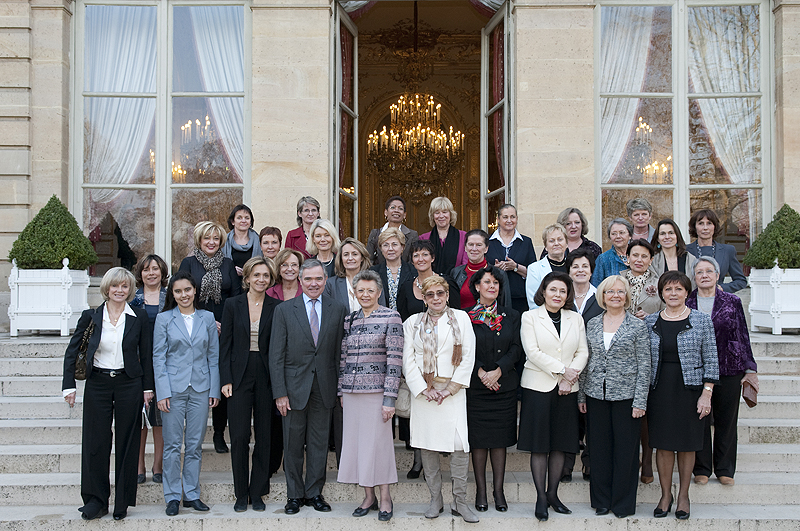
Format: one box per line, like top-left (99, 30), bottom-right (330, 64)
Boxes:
top-left (269, 259), bottom-right (348, 514)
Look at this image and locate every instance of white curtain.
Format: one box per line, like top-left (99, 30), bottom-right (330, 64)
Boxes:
top-left (189, 6), bottom-right (245, 182)
top-left (600, 7), bottom-right (654, 184)
top-left (84, 5), bottom-right (156, 206)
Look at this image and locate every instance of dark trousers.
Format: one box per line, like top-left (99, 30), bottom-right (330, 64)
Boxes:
top-left (331, 399), bottom-right (343, 466)
top-left (228, 351), bottom-right (273, 500)
top-left (694, 373), bottom-right (742, 478)
top-left (282, 374), bottom-right (332, 499)
top-left (269, 406), bottom-right (284, 475)
top-left (81, 372), bottom-right (143, 515)
top-left (563, 411), bottom-right (590, 477)
top-left (586, 397), bottom-right (641, 516)
top-left (213, 395), bottom-right (228, 435)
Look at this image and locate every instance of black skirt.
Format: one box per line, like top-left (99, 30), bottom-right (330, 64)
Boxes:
top-left (467, 388), bottom-right (518, 449)
top-left (647, 362), bottom-right (704, 451)
top-left (517, 387), bottom-right (579, 454)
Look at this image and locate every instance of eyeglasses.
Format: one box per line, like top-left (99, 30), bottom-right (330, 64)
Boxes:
top-left (603, 290), bottom-right (627, 295)
top-left (424, 290), bottom-right (447, 298)
top-left (695, 269), bottom-right (716, 276)
top-left (301, 208), bottom-right (319, 214)
top-left (356, 288), bottom-right (378, 295)
top-left (280, 263), bottom-right (298, 269)
top-left (381, 242), bottom-right (401, 249)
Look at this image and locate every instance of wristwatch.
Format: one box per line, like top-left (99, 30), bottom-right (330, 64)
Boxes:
top-left (703, 385), bottom-right (713, 393)
top-left (513, 265), bottom-right (518, 272)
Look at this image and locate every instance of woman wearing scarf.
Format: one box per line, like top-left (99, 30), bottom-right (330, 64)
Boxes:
top-left (402, 275), bottom-right (477, 522)
top-left (222, 204), bottom-right (263, 277)
top-left (418, 196), bottom-right (467, 275)
top-left (179, 221), bottom-right (242, 454)
top-left (465, 266), bottom-right (520, 513)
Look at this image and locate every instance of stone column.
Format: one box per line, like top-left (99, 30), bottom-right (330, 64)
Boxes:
top-left (513, 1), bottom-right (596, 240)
top-left (774, 1), bottom-right (800, 211)
top-left (250, 0), bottom-right (333, 236)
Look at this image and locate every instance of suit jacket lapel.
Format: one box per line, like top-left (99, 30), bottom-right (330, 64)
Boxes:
top-left (293, 298), bottom-right (315, 346)
top-left (536, 307), bottom-right (560, 341)
top-left (172, 307), bottom-right (192, 341)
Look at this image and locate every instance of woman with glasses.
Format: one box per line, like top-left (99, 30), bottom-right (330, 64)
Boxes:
top-left (266, 249), bottom-right (304, 301)
top-left (540, 208), bottom-right (601, 259)
top-left (285, 196), bottom-right (321, 259)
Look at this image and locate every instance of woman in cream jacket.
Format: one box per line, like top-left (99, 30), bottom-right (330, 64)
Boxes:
top-left (519, 271), bottom-right (588, 521)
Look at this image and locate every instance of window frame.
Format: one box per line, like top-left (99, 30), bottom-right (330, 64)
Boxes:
top-left (71, 0), bottom-right (252, 269)
top-left (593, 0), bottom-right (773, 241)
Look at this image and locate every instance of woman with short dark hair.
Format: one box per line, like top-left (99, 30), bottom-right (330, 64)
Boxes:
top-left (222, 204), bottom-right (263, 276)
top-left (365, 195), bottom-right (419, 264)
top-left (259, 226), bottom-right (282, 260)
top-left (686, 209), bottom-right (747, 293)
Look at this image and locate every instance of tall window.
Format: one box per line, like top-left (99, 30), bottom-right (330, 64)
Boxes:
top-left (597, 1), bottom-right (768, 256)
top-left (74, 2), bottom-right (249, 273)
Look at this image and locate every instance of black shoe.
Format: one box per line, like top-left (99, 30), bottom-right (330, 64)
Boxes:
top-left (582, 464), bottom-right (591, 481)
top-left (113, 511), bottom-right (126, 521)
top-left (560, 473), bottom-right (572, 483)
top-left (252, 496), bottom-right (266, 512)
top-left (654, 496), bottom-right (673, 518)
top-left (183, 499), bottom-right (210, 511)
top-left (166, 500), bottom-right (180, 516)
top-left (534, 500), bottom-right (548, 521)
top-left (305, 494), bottom-right (332, 512)
top-left (213, 431), bottom-right (229, 453)
top-left (352, 500), bottom-right (378, 517)
top-left (79, 506), bottom-right (108, 521)
top-left (615, 513), bottom-right (630, 518)
top-left (596, 507), bottom-right (610, 516)
top-left (285, 498), bottom-right (303, 514)
top-left (493, 490), bottom-right (507, 512)
top-left (548, 500), bottom-right (572, 515)
top-left (378, 503), bottom-right (393, 522)
top-left (675, 510), bottom-right (690, 520)
top-left (152, 471), bottom-right (163, 484)
top-left (234, 498), bottom-right (248, 512)
top-left (137, 473), bottom-right (145, 484)
top-left (407, 462), bottom-right (422, 479)
top-left (475, 492), bottom-right (488, 512)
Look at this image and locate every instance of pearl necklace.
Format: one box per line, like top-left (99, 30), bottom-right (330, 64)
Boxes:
top-left (663, 306), bottom-right (689, 319)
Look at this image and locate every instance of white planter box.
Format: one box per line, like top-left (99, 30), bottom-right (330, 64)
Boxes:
top-left (748, 264), bottom-right (800, 335)
top-left (7, 258), bottom-right (90, 336)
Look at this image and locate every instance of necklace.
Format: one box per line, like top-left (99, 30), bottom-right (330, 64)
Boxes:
top-left (663, 306), bottom-right (689, 319)
top-left (699, 241), bottom-right (716, 258)
top-left (574, 286), bottom-right (589, 299)
top-left (248, 294), bottom-right (264, 307)
top-left (548, 255), bottom-right (566, 267)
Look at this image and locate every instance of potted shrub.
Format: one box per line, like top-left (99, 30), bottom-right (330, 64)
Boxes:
top-left (743, 204), bottom-right (800, 334)
top-left (7, 195), bottom-right (98, 336)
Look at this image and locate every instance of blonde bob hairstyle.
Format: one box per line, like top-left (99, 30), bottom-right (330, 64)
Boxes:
top-left (241, 256), bottom-right (276, 291)
top-left (427, 196), bottom-right (457, 227)
top-left (595, 275), bottom-right (632, 310)
top-left (541, 223), bottom-right (568, 246)
top-left (420, 274), bottom-right (450, 294)
top-left (99, 267), bottom-right (137, 302)
top-left (334, 238), bottom-right (371, 278)
top-left (378, 226), bottom-right (406, 247)
top-left (192, 221), bottom-right (227, 249)
top-left (306, 219), bottom-right (341, 256)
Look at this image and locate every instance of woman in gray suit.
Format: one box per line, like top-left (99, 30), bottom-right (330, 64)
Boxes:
top-left (579, 275), bottom-right (651, 518)
top-left (153, 271), bottom-right (220, 517)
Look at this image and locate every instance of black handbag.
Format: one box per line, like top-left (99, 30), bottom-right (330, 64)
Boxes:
top-left (74, 320), bottom-right (95, 381)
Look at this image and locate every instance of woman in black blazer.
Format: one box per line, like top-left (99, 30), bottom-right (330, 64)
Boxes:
top-left (369, 227), bottom-right (416, 312)
top-left (62, 267), bottom-right (154, 521)
top-left (180, 220), bottom-right (242, 454)
top-left (465, 266), bottom-right (520, 513)
top-left (220, 257), bottom-right (279, 512)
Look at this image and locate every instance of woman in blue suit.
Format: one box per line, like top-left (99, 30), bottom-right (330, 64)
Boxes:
top-left (153, 271), bottom-right (220, 517)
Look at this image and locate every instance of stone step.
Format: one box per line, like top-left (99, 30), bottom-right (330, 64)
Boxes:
top-left (0, 470), bottom-right (797, 506)
top-left (2, 502), bottom-right (800, 529)
top-left (0, 338), bottom-right (68, 358)
top-left (2, 442), bottom-right (796, 475)
top-left (759, 375), bottom-right (800, 395)
top-left (739, 395), bottom-right (800, 419)
top-left (752, 357), bottom-right (800, 375)
top-left (0, 396), bottom-right (83, 419)
top-left (739, 419), bottom-right (800, 444)
top-left (0, 358), bottom-right (65, 377)
top-left (750, 335), bottom-right (800, 358)
top-left (0, 376), bottom-right (83, 397)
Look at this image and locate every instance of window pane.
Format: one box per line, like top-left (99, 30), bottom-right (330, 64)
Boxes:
top-left (489, 21), bottom-right (504, 107)
top-left (601, 189), bottom-right (672, 249)
top-left (171, 188), bottom-right (243, 271)
top-left (487, 192), bottom-right (505, 233)
top-left (601, 6), bottom-right (671, 94)
top-left (690, 188), bottom-right (762, 262)
top-left (84, 97), bottom-right (155, 185)
top-left (172, 97), bottom-right (244, 184)
top-left (173, 6), bottom-right (244, 93)
top-left (339, 192), bottom-right (355, 240)
top-left (689, 98), bottom-right (761, 185)
top-left (85, 188), bottom-right (155, 276)
top-left (85, 5), bottom-right (156, 93)
top-left (340, 23), bottom-right (354, 109)
top-left (600, 98), bottom-right (672, 184)
top-left (339, 110), bottom-right (354, 190)
top-left (688, 6), bottom-right (759, 93)
top-left (487, 107), bottom-right (504, 191)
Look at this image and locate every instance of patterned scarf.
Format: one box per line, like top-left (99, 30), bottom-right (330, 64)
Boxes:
top-left (624, 269), bottom-right (651, 308)
top-left (420, 307), bottom-right (462, 391)
top-left (193, 247), bottom-right (224, 304)
top-left (386, 263), bottom-right (400, 311)
top-left (469, 301), bottom-right (503, 331)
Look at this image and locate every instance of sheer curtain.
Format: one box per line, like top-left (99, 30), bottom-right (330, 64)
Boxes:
top-left (491, 23), bottom-right (504, 186)
top-left (600, 7), bottom-right (654, 183)
top-left (84, 5), bottom-right (156, 213)
top-left (189, 6), bottom-right (245, 182)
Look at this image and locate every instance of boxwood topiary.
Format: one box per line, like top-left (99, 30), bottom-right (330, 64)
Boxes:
top-left (8, 195), bottom-right (98, 270)
top-left (743, 204), bottom-right (800, 270)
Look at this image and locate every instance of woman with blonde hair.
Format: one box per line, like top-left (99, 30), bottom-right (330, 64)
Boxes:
top-left (285, 196), bottom-right (321, 258)
top-left (266, 249), bottom-right (304, 301)
top-left (418, 196), bottom-right (467, 275)
top-left (179, 220), bottom-right (241, 453)
top-left (525, 224), bottom-right (569, 309)
top-left (306, 218), bottom-right (340, 278)
top-left (370, 227), bottom-right (416, 312)
top-left (403, 275), bottom-right (477, 522)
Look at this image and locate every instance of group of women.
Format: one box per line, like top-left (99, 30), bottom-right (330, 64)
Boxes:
top-left (62, 194), bottom-right (757, 522)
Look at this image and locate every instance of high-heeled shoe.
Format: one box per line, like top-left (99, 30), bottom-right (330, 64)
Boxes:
top-left (493, 490), bottom-right (507, 512)
top-left (352, 500), bottom-right (378, 517)
top-left (534, 500), bottom-right (549, 521)
top-left (548, 499), bottom-right (572, 515)
top-left (407, 461), bottom-right (422, 479)
top-left (653, 496), bottom-right (673, 518)
top-left (675, 500), bottom-right (690, 520)
top-left (474, 492), bottom-right (488, 512)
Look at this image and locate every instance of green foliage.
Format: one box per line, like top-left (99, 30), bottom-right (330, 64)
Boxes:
top-left (743, 204), bottom-right (800, 269)
top-left (8, 195), bottom-right (98, 270)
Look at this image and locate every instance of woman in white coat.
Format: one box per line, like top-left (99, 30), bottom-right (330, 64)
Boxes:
top-left (403, 275), bottom-right (477, 523)
top-left (153, 271), bottom-right (220, 517)
top-left (519, 271), bottom-right (588, 521)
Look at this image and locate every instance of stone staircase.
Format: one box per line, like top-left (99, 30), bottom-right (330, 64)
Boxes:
top-left (1, 334), bottom-right (800, 529)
